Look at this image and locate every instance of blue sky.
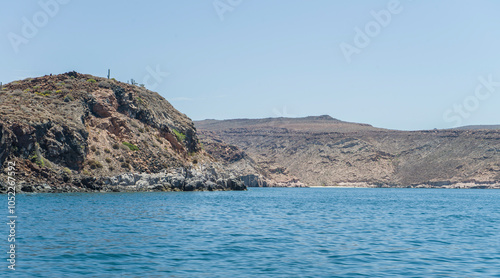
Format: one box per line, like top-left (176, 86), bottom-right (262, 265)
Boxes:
top-left (1, 0), bottom-right (500, 130)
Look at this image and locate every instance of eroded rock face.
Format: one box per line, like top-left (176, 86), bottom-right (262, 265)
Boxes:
top-left (197, 130), bottom-right (306, 187)
top-left (91, 88), bottom-right (118, 118)
top-left (196, 117), bottom-right (500, 188)
top-left (102, 165), bottom-right (245, 192)
top-left (1, 120), bottom-right (88, 170)
top-left (2, 164), bottom-right (245, 193)
top-left (0, 72), bottom-right (246, 193)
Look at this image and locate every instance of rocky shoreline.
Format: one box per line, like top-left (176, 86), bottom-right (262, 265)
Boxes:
top-left (240, 174), bottom-right (307, 187)
top-left (2, 73), bottom-right (499, 192)
top-left (196, 117), bottom-right (500, 189)
top-left (313, 181), bottom-right (500, 189)
top-left (0, 72), bottom-right (250, 194)
top-left (0, 164), bottom-right (246, 193)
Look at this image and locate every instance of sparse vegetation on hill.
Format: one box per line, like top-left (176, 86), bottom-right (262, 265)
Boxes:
top-left (196, 116), bottom-right (500, 188)
top-left (0, 71), bottom-right (245, 193)
top-left (122, 142), bottom-right (139, 151)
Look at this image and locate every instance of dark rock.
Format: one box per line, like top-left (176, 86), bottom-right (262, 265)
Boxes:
top-left (184, 183), bottom-right (195, 191)
top-left (21, 185), bottom-right (34, 192)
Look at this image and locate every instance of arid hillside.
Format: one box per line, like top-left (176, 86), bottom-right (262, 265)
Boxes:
top-left (0, 72), bottom-right (245, 192)
top-left (196, 116), bottom-right (500, 188)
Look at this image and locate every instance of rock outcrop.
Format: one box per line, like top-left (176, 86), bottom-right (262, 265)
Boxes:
top-left (196, 116), bottom-right (500, 188)
top-left (198, 130), bottom-right (306, 187)
top-left (2, 164), bottom-right (244, 193)
top-left (0, 72), bottom-right (246, 193)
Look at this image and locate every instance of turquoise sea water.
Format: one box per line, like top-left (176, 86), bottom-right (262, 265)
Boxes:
top-left (7, 188), bottom-right (500, 277)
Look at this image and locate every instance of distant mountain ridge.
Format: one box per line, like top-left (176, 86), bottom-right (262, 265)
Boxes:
top-left (196, 116), bottom-right (500, 188)
top-left (197, 115), bottom-right (381, 133)
top-left (454, 125), bottom-right (500, 130)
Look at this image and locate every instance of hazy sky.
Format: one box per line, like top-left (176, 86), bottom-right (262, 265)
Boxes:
top-left (2, 0), bottom-right (500, 130)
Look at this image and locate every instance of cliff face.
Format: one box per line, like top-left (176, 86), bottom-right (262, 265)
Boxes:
top-left (0, 72), bottom-right (245, 192)
top-left (196, 116), bottom-right (500, 188)
top-left (198, 130), bottom-right (305, 187)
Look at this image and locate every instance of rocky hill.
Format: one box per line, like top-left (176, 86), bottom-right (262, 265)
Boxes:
top-left (196, 116), bottom-right (500, 188)
top-left (455, 125), bottom-right (500, 130)
top-left (0, 72), bottom-right (245, 192)
top-left (198, 130), bottom-right (305, 187)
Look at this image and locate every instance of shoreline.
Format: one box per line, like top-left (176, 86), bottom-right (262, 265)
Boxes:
top-left (4, 178), bottom-right (500, 194)
top-left (307, 181), bottom-right (500, 189)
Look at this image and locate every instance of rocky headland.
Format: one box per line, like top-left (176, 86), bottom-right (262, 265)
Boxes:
top-left (196, 116), bottom-right (500, 189)
top-left (0, 72), bottom-right (245, 193)
top-left (2, 72), bottom-right (499, 191)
